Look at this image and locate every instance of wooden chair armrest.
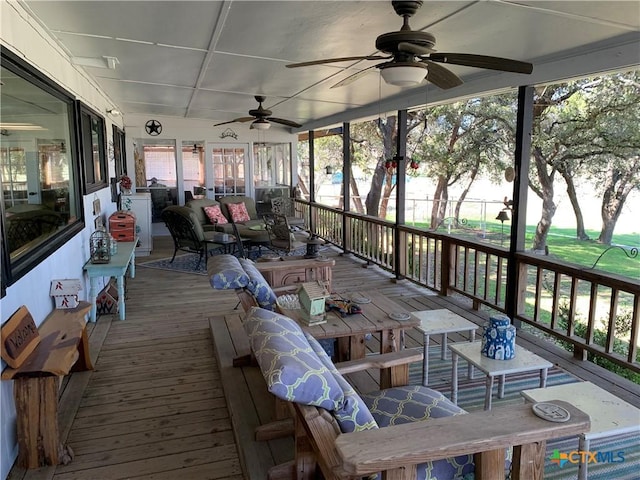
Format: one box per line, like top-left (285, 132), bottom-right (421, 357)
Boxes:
top-left (335, 348), bottom-right (423, 375)
top-left (333, 401), bottom-right (590, 479)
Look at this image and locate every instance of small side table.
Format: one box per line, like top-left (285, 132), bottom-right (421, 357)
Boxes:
top-left (413, 309), bottom-right (478, 386)
top-left (83, 241), bottom-right (136, 322)
top-left (449, 341), bottom-right (552, 410)
top-left (521, 381), bottom-right (640, 480)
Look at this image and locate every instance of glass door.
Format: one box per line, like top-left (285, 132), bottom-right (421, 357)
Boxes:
top-left (206, 144), bottom-right (248, 200)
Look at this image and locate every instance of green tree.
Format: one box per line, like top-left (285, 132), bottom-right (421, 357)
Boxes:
top-left (412, 95), bottom-right (517, 228)
top-left (530, 72), bottom-right (640, 249)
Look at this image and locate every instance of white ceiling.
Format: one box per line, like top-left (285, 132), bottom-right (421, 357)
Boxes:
top-left (22, 0), bottom-right (640, 131)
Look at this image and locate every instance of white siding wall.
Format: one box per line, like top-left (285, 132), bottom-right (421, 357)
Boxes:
top-left (0, 2), bottom-right (121, 478)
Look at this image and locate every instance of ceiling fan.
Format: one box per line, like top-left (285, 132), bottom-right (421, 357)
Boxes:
top-left (212, 96), bottom-right (302, 130)
top-left (286, 0), bottom-right (533, 90)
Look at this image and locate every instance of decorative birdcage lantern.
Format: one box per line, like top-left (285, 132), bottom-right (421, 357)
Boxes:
top-left (90, 227), bottom-right (111, 264)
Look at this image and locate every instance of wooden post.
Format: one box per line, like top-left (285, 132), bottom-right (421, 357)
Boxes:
top-left (512, 442), bottom-right (546, 480)
top-left (14, 376), bottom-right (62, 468)
top-left (475, 449), bottom-right (507, 480)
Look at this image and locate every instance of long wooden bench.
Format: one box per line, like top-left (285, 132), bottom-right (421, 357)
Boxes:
top-left (1, 302), bottom-right (93, 469)
top-left (240, 308), bottom-right (592, 480)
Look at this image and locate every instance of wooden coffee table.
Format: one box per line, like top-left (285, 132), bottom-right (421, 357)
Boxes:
top-left (280, 291), bottom-right (418, 389)
top-left (413, 309), bottom-right (478, 386)
top-left (449, 341), bottom-right (552, 410)
top-left (521, 381), bottom-right (640, 480)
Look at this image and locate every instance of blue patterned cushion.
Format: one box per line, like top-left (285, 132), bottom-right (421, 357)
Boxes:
top-left (239, 258), bottom-right (278, 310)
top-left (305, 333), bottom-right (378, 433)
top-left (243, 308), bottom-right (344, 410)
top-left (207, 254), bottom-right (249, 290)
top-left (362, 386), bottom-right (474, 480)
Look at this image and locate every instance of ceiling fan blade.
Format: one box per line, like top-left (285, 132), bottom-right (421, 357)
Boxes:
top-left (286, 55), bottom-right (389, 68)
top-left (424, 61), bottom-right (463, 90)
top-left (398, 42), bottom-right (435, 56)
top-left (268, 117), bottom-right (302, 128)
top-left (330, 65), bottom-right (378, 89)
top-left (429, 53), bottom-right (533, 74)
top-left (212, 117), bottom-right (254, 127)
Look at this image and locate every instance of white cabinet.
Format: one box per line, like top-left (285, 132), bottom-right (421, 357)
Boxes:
top-left (122, 193), bottom-right (152, 256)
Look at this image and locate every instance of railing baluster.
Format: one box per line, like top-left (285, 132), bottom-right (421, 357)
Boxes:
top-left (605, 289), bottom-right (620, 354)
top-left (628, 295), bottom-right (639, 364)
top-left (549, 272), bottom-right (560, 330)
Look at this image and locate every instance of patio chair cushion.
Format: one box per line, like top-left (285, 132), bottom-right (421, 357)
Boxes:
top-left (207, 254), bottom-right (250, 290)
top-left (185, 198), bottom-right (220, 231)
top-left (227, 202), bottom-right (251, 223)
top-left (361, 386), bottom-right (474, 480)
top-left (243, 307), bottom-right (344, 411)
top-left (239, 258), bottom-right (277, 310)
top-left (305, 333), bottom-right (377, 433)
top-left (203, 204), bottom-right (228, 225)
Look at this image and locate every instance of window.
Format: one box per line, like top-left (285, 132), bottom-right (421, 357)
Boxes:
top-left (212, 145), bottom-right (246, 199)
top-left (135, 141), bottom-right (177, 221)
top-left (1, 48), bottom-right (84, 290)
top-left (78, 102), bottom-right (107, 193)
top-left (253, 142), bottom-right (291, 187)
top-left (138, 142), bottom-right (177, 189)
top-left (113, 126), bottom-right (126, 178)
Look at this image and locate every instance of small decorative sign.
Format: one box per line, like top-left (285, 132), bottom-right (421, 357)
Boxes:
top-left (50, 279), bottom-right (82, 309)
top-left (220, 128), bottom-right (238, 140)
top-left (1, 306), bottom-right (41, 368)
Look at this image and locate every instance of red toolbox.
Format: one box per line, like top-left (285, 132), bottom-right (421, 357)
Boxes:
top-left (109, 211), bottom-right (136, 242)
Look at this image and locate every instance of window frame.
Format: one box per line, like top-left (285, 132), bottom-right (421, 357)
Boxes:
top-left (113, 125), bottom-right (126, 178)
top-left (0, 47), bottom-right (85, 291)
top-left (77, 101), bottom-right (108, 194)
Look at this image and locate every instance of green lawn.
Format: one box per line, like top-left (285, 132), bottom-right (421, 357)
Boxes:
top-left (408, 220), bottom-right (639, 279)
top-left (521, 227), bottom-right (639, 279)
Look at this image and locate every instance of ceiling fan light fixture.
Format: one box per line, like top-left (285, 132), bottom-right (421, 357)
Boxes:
top-left (250, 118), bottom-right (271, 130)
top-left (380, 63), bottom-right (427, 87)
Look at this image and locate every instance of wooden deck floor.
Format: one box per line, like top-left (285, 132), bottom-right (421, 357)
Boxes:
top-left (8, 235), bottom-right (639, 480)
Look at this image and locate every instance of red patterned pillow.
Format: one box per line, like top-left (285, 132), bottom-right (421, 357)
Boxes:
top-left (203, 205), bottom-right (228, 225)
top-left (227, 202), bottom-right (250, 223)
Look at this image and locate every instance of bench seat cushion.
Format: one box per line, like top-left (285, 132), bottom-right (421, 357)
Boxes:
top-left (244, 308), bottom-right (344, 411)
top-left (361, 386), bottom-right (474, 480)
top-left (305, 333), bottom-right (377, 433)
top-left (207, 254), bottom-right (250, 290)
top-left (239, 258), bottom-right (277, 310)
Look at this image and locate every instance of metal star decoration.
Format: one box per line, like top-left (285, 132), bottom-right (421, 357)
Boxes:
top-left (145, 119), bottom-right (162, 136)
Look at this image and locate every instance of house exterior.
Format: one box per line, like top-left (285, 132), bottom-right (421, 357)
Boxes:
top-left (0, 3), bottom-right (297, 477)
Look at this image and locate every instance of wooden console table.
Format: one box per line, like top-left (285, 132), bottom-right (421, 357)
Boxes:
top-left (83, 241), bottom-right (136, 322)
top-left (256, 256), bottom-right (334, 290)
top-left (1, 302), bottom-right (93, 468)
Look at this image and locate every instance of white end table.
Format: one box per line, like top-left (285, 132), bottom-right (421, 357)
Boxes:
top-left (521, 381), bottom-right (640, 480)
top-left (413, 309), bottom-right (478, 386)
top-left (449, 341), bottom-right (552, 410)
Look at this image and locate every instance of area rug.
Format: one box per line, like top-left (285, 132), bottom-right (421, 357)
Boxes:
top-left (138, 253), bottom-right (208, 275)
top-left (407, 346), bottom-right (640, 480)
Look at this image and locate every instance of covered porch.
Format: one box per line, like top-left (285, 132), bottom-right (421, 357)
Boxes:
top-left (7, 235), bottom-right (638, 480)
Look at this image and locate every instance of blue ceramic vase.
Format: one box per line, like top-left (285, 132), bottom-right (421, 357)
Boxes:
top-left (480, 314), bottom-right (516, 360)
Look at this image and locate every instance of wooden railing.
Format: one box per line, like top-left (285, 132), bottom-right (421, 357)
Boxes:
top-left (296, 199), bottom-right (640, 375)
